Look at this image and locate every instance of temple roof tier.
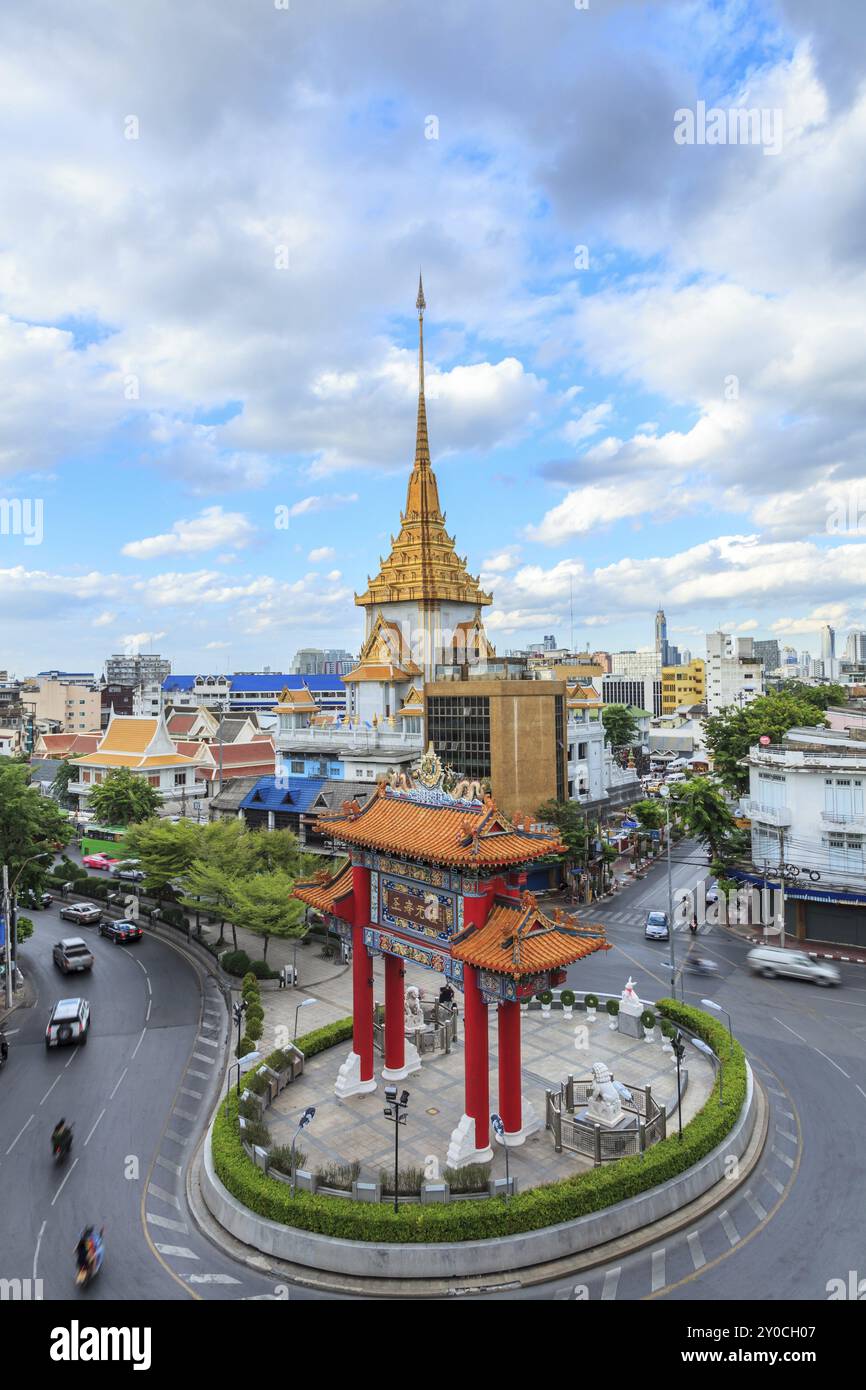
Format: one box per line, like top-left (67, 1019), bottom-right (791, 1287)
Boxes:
top-left (451, 893), bottom-right (610, 976)
top-left (294, 863), bottom-right (355, 919)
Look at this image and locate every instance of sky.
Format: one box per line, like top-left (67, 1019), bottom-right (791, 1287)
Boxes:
top-left (2, 0), bottom-right (866, 675)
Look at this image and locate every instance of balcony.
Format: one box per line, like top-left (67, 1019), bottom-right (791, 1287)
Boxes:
top-left (276, 724), bottom-right (424, 757)
top-left (742, 799), bottom-right (792, 827)
top-left (820, 809), bottom-right (866, 828)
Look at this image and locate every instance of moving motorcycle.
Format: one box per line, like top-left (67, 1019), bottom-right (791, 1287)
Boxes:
top-left (685, 957), bottom-right (719, 977)
top-left (75, 1226), bottom-right (105, 1288)
top-left (52, 1122), bottom-right (73, 1162)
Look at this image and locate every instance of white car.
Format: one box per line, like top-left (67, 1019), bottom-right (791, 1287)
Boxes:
top-left (746, 946), bottom-right (840, 988)
top-left (46, 997), bottom-right (91, 1048)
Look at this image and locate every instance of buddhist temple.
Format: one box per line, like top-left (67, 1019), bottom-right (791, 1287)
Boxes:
top-left (294, 747), bottom-right (609, 1166)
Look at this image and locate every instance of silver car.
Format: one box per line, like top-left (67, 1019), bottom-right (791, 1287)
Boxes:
top-left (746, 946), bottom-right (840, 987)
top-left (644, 911), bottom-right (670, 941)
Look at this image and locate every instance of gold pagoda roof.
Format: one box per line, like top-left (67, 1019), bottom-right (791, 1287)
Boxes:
top-left (355, 277), bottom-right (493, 611)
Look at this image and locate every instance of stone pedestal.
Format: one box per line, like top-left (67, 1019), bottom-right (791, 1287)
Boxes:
top-left (446, 1113), bottom-right (494, 1168)
top-left (334, 1050), bottom-right (377, 1099)
top-left (382, 1039), bottom-right (422, 1082)
top-left (617, 1010), bottom-right (643, 1038)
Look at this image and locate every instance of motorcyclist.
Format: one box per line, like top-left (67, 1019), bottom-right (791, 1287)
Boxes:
top-left (0, 1031), bottom-right (8, 1064)
top-left (52, 1118), bottom-right (72, 1155)
top-left (75, 1226), bottom-right (97, 1276)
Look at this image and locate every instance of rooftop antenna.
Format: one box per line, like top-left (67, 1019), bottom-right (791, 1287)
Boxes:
top-left (570, 577), bottom-right (574, 653)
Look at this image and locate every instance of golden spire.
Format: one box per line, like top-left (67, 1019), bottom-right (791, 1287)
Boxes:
top-left (354, 278), bottom-right (492, 611)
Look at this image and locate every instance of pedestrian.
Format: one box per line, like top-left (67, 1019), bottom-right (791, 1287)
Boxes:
top-left (278, 964), bottom-right (287, 990)
top-left (689, 914), bottom-right (698, 935)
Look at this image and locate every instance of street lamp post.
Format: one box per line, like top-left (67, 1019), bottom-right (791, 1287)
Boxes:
top-left (232, 999), bottom-right (248, 1092)
top-left (293, 997), bottom-right (317, 1040)
top-left (383, 1086), bottom-right (409, 1214)
top-left (691, 1035), bottom-right (723, 1105)
top-left (290, 1106), bottom-right (316, 1199)
top-left (491, 1114), bottom-right (510, 1200)
top-left (700, 998), bottom-right (733, 1055)
top-left (672, 1029), bottom-right (686, 1140)
top-left (659, 786), bottom-right (677, 1000)
top-left (3, 850), bottom-right (52, 1009)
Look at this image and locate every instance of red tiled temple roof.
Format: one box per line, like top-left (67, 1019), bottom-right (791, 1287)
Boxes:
top-left (451, 894), bottom-right (610, 976)
top-left (294, 863), bottom-right (355, 920)
top-left (312, 786), bottom-right (565, 868)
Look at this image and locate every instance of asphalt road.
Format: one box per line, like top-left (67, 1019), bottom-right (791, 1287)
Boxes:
top-left (503, 839), bottom-right (866, 1301)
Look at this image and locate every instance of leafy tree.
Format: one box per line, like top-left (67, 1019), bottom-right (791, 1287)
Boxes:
top-left (629, 799), bottom-right (668, 831)
top-left (0, 764), bottom-right (69, 889)
top-left (668, 777), bottom-right (741, 863)
top-left (179, 859), bottom-right (243, 949)
top-left (197, 818), bottom-right (256, 876)
top-left (775, 680), bottom-right (847, 710)
top-left (87, 767), bottom-right (162, 826)
top-left (124, 817), bottom-right (201, 894)
top-left (537, 799), bottom-right (588, 866)
top-left (50, 761), bottom-right (78, 809)
top-left (601, 704), bottom-right (639, 749)
top-left (231, 869), bottom-right (307, 961)
top-left (703, 691), bottom-right (828, 794)
top-left (15, 916), bottom-right (34, 944)
top-left (245, 826), bottom-right (305, 876)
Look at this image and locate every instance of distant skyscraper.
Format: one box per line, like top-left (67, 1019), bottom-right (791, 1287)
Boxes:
top-left (844, 630), bottom-right (866, 664)
top-left (820, 625), bottom-right (835, 663)
top-left (753, 639), bottom-right (780, 673)
top-left (655, 607), bottom-right (668, 665)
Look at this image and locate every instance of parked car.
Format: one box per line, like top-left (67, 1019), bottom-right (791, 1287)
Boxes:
top-left (98, 919), bottom-right (143, 945)
top-left (59, 903), bottom-right (102, 926)
top-left (644, 910), bottom-right (670, 941)
top-left (45, 997), bottom-right (91, 1048)
top-left (110, 865), bottom-right (145, 882)
top-left (18, 888), bottom-right (53, 910)
top-left (52, 937), bottom-right (95, 974)
top-left (746, 946), bottom-right (840, 987)
top-left (82, 853), bottom-right (118, 871)
top-left (705, 879), bottom-right (720, 905)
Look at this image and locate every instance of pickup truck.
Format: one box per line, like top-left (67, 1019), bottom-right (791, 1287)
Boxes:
top-left (53, 937), bottom-right (95, 974)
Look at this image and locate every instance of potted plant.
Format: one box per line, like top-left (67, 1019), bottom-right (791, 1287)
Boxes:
top-left (584, 993), bottom-right (598, 1022)
top-left (519, 995), bottom-right (530, 1014)
top-left (538, 989), bottom-right (553, 1018)
top-left (560, 988), bottom-right (575, 1020)
top-left (641, 1008), bottom-right (657, 1042)
top-left (606, 999), bottom-right (619, 1031)
top-left (660, 1018), bottom-right (674, 1053)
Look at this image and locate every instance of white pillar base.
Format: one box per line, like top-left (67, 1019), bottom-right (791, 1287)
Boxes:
top-left (382, 1040), bottom-right (422, 1082)
top-left (334, 1050), bottom-right (377, 1099)
top-left (494, 1096), bottom-right (542, 1147)
top-left (446, 1113), bottom-right (494, 1168)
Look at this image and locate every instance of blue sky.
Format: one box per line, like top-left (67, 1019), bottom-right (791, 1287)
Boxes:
top-left (1, 0), bottom-right (866, 674)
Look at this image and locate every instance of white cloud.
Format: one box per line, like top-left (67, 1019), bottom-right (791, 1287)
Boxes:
top-left (122, 506), bottom-right (255, 559)
top-left (561, 402), bottom-right (612, 445)
top-left (288, 494), bottom-right (358, 518)
top-left (308, 546), bottom-right (336, 563)
top-left (92, 611), bottom-right (116, 627)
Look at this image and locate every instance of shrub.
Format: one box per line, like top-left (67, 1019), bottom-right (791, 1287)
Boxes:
top-left (269, 1145), bottom-right (307, 1177)
top-left (246, 1017), bottom-right (263, 1042)
top-left (236, 1034), bottom-right (255, 1059)
top-left (584, 993), bottom-right (598, 1009)
top-left (83, 877), bottom-right (109, 900)
top-left (537, 990), bottom-right (553, 1006)
top-left (560, 989), bottom-right (576, 1008)
top-left (241, 1119), bottom-right (270, 1149)
top-left (244, 1002), bottom-right (264, 1022)
top-left (641, 1010), bottom-right (656, 1031)
top-left (443, 1164), bottom-right (490, 1193)
top-left (15, 916), bottom-right (34, 943)
top-left (246, 1070), bottom-right (270, 1096)
top-left (238, 1096), bottom-right (261, 1121)
top-left (242, 972), bottom-right (258, 990)
top-left (315, 1160), bottom-right (360, 1191)
top-left (222, 950), bottom-right (252, 977)
top-left (379, 1166), bottom-right (425, 1197)
top-left (660, 1019), bottom-right (675, 1039)
top-left (605, 999), bottom-right (619, 1017)
top-left (249, 959), bottom-right (278, 979)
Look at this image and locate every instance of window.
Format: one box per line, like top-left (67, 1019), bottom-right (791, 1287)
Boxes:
top-left (291, 760), bottom-right (304, 774)
top-left (174, 771), bottom-right (186, 786)
top-left (578, 742), bottom-right (588, 760)
top-left (148, 774), bottom-right (160, 787)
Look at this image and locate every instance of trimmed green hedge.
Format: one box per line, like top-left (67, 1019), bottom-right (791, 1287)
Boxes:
top-left (212, 1004), bottom-right (748, 1243)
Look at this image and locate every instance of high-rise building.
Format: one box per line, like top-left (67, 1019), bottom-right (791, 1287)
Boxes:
top-left (611, 649), bottom-right (662, 679)
top-left (291, 647), bottom-right (356, 676)
top-left (105, 652), bottom-right (171, 687)
top-left (753, 639), bottom-right (781, 674)
top-left (705, 632), bottom-right (764, 715)
top-left (602, 674), bottom-right (662, 718)
top-left (655, 607), bottom-right (667, 665)
top-left (661, 658), bottom-right (706, 713)
top-left (844, 630), bottom-right (866, 664)
top-left (820, 625), bottom-right (836, 675)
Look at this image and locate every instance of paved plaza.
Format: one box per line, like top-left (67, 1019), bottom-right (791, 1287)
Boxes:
top-left (235, 939), bottom-right (715, 1187)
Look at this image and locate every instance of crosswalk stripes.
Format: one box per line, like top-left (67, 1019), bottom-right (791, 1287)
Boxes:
top-left (651, 1248), bottom-right (666, 1291)
top-left (764, 1172), bottom-right (785, 1196)
top-left (147, 1183), bottom-right (181, 1209)
top-left (147, 1212), bottom-right (189, 1234)
top-left (156, 1155), bottom-right (182, 1176)
top-left (744, 1188), bottom-right (768, 1222)
top-left (687, 1231), bottom-right (706, 1270)
top-left (717, 1209), bottom-right (741, 1246)
top-left (154, 1243), bottom-right (199, 1260)
top-left (771, 1146), bottom-right (795, 1169)
top-left (186, 1273), bottom-right (243, 1285)
top-left (600, 1266), bottom-right (621, 1300)
top-left (775, 1128), bottom-right (797, 1144)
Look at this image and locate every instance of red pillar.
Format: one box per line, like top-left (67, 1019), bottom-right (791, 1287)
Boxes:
top-left (351, 864), bottom-right (374, 1085)
top-left (463, 965), bottom-right (490, 1152)
top-left (382, 953), bottom-right (407, 1079)
top-left (498, 1000), bottom-right (523, 1139)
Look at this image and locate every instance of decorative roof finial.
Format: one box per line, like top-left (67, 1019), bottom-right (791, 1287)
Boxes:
top-left (416, 270), bottom-right (425, 318)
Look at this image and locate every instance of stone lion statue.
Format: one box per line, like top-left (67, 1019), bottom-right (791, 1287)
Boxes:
top-left (587, 1061), bottom-right (623, 1127)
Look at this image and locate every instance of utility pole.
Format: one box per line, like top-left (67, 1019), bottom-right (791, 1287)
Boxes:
top-left (778, 829), bottom-right (786, 949)
top-left (2, 864), bottom-right (12, 1010)
top-left (666, 797), bottom-right (677, 999)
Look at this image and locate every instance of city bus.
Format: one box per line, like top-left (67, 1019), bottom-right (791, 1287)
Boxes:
top-left (80, 824), bottom-right (130, 858)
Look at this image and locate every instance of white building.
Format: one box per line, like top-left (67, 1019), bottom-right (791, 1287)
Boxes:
top-left (705, 631), bottom-right (764, 715)
top-left (565, 690), bottom-right (640, 810)
top-left (610, 649), bottom-right (662, 679)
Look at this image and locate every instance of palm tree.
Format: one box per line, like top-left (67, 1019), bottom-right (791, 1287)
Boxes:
top-left (669, 777), bottom-right (736, 862)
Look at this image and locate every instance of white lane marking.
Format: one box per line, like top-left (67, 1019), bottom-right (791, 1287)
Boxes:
top-left (85, 1109), bottom-right (106, 1146)
top-left (186, 1273), bottom-right (242, 1285)
top-left (687, 1231), bottom-right (706, 1270)
top-left (156, 1155), bottom-right (182, 1176)
top-left (192, 1052), bottom-right (215, 1064)
top-left (651, 1248), bottom-right (666, 1292)
top-left (775, 1129), bottom-right (798, 1145)
top-left (154, 1244), bottom-right (199, 1260)
top-left (165, 1129), bottom-right (190, 1146)
top-left (173, 1107), bottom-right (197, 1122)
top-left (131, 1027), bottom-right (147, 1060)
top-left (51, 1156), bottom-right (79, 1206)
top-left (745, 1189), bottom-right (768, 1221)
top-left (146, 999), bottom-right (152, 1022)
top-left (764, 1172), bottom-right (785, 1196)
top-left (188, 1069), bottom-right (210, 1081)
top-left (773, 1017), bottom-right (807, 1043)
top-left (180, 1086), bottom-right (202, 1100)
top-left (778, 1108), bottom-right (795, 1120)
top-left (110, 1066), bottom-right (128, 1100)
top-left (40, 1075), bottom-right (61, 1106)
top-left (64, 1047), bottom-right (79, 1068)
top-left (147, 1183), bottom-right (181, 1209)
top-left (7, 1114), bottom-right (34, 1154)
top-left (147, 1212), bottom-right (189, 1234)
top-left (4, 1027), bottom-right (20, 1035)
top-left (196, 1036), bottom-right (218, 1048)
top-left (718, 1209), bottom-right (740, 1246)
top-left (856, 1085), bottom-right (866, 1102)
top-left (600, 1266), bottom-right (621, 1300)
top-left (34, 1219), bottom-right (46, 1282)
top-left (812, 1047), bottom-right (850, 1079)
top-left (772, 1147), bottom-right (795, 1169)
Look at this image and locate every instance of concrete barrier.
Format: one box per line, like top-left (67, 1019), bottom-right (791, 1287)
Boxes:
top-left (201, 1063), bottom-right (757, 1280)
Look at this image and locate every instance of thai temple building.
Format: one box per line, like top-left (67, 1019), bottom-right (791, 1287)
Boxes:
top-left (272, 278), bottom-right (495, 783)
top-left (294, 746), bottom-right (609, 1166)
